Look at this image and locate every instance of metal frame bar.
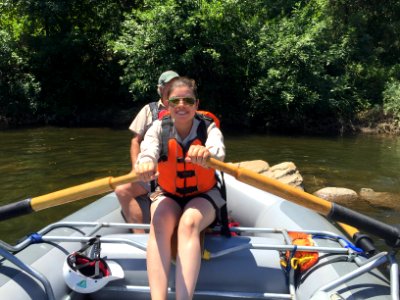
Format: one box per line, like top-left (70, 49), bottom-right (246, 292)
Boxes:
top-left (311, 251), bottom-right (399, 300)
top-left (103, 285), bottom-right (293, 299)
top-left (0, 247), bottom-right (56, 300)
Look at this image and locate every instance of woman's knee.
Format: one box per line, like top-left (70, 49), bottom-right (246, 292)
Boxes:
top-left (151, 202), bottom-right (180, 234)
top-left (178, 214), bottom-right (199, 237)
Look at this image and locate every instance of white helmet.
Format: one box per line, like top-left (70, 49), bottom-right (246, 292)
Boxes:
top-left (63, 252), bottom-right (124, 293)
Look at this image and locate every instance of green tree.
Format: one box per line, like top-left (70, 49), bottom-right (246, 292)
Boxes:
top-left (249, 1), bottom-right (359, 133)
top-left (0, 4), bottom-right (40, 126)
top-left (9, 0), bottom-right (136, 124)
top-left (114, 0), bottom-right (264, 128)
top-left (248, 0), bottom-right (400, 133)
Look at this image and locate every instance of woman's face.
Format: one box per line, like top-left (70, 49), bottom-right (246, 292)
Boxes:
top-left (168, 85), bottom-right (198, 124)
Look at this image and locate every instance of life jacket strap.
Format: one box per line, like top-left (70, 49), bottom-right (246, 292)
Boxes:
top-left (160, 116), bottom-right (174, 162)
top-left (176, 186), bottom-right (198, 195)
top-left (217, 172), bottom-right (231, 237)
top-left (148, 101), bottom-right (159, 122)
top-left (177, 170), bottom-right (195, 178)
top-left (159, 114), bottom-right (212, 161)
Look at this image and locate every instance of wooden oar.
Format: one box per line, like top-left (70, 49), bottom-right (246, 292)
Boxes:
top-left (207, 158), bottom-right (400, 248)
top-left (0, 173), bottom-right (138, 222)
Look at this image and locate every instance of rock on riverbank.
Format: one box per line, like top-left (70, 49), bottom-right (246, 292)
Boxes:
top-left (231, 160), bottom-right (304, 190)
top-left (235, 160), bottom-right (400, 211)
top-left (313, 187), bottom-right (400, 211)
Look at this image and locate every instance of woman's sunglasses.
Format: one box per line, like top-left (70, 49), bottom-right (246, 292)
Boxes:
top-left (168, 97), bottom-right (197, 107)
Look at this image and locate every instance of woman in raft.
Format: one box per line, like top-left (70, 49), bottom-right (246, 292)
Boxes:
top-left (135, 76), bottom-right (226, 300)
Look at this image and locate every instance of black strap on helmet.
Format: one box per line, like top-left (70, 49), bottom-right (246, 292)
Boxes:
top-left (69, 235), bottom-right (106, 278)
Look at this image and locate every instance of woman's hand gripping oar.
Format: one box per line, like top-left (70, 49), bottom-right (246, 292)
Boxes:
top-left (0, 172), bottom-right (139, 221)
top-left (207, 158), bottom-right (400, 248)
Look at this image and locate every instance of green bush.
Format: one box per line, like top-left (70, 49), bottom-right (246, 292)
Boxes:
top-left (1, 0), bottom-right (400, 132)
top-left (0, 29), bottom-right (40, 125)
top-left (113, 0), bottom-right (264, 128)
top-left (383, 80), bottom-right (400, 119)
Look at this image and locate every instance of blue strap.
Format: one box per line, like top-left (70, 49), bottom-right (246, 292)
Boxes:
top-left (312, 234), bottom-right (364, 254)
top-left (28, 232), bottom-right (43, 243)
top-left (286, 245), bottom-right (298, 272)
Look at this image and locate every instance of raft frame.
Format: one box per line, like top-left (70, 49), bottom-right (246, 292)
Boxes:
top-left (0, 221), bottom-right (398, 300)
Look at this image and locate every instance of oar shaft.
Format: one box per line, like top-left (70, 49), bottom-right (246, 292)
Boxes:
top-left (31, 177), bottom-right (113, 211)
top-left (208, 158), bottom-right (332, 215)
top-left (31, 172), bottom-right (138, 211)
top-left (0, 172), bottom-right (138, 221)
top-left (208, 158), bottom-right (400, 248)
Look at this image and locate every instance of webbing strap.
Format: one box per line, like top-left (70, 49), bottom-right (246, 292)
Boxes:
top-left (176, 186), bottom-right (198, 195)
top-left (159, 114), bottom-right (212, 160)
top-left (177, 170), bottom-right (195, 178)
top-left (29, 232), bottom-right (43, 243)
top-left (148, 101), bottom-right (159, 122)
top-left (77, 235), bottom-right (101, 254)
top-left (218, 172), bottom-right (231, 237)
top-left (160, 116), bottom-right (174, 161)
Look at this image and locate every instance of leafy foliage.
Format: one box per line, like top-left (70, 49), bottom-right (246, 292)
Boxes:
top-left (113, 0), bottom-right (264, 127)
top-left (0, 7), bottom-right (40, 126)
top-left (383, 79), bottom-right (400, 118)
top-left (1, 0), bottom-right (400, 132)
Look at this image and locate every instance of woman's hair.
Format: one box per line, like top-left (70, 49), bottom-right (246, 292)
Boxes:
top-left (167, 76), bottom-right (198, 98)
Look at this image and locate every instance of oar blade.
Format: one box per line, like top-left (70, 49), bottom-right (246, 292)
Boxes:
top-left (0, 172), bottom-right (139, 222)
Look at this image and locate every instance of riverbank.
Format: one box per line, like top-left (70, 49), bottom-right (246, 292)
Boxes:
top-left (1, 106), bottom-right (400, 135)
top-left (355, 108), bottom-right (400, 135)
top-left (239, 159), bottom-right (400, 212)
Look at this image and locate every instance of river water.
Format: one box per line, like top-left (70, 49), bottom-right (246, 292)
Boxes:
top-left (0, 127), bottom-right (399, 251)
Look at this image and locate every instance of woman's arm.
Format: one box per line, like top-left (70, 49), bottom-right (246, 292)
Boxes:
top-left (205, 122), bottom-right (225, 161)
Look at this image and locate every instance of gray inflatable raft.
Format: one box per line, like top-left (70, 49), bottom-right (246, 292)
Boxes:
top-left (0, 174), bottom-right (398, 299)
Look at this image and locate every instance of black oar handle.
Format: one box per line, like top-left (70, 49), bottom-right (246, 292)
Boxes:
top-left (353, 233), bottom-right (376, 256)
top-left (330, 203), bottom-right (400, 248)
top-left (0, 199), bottom-right (33, 221)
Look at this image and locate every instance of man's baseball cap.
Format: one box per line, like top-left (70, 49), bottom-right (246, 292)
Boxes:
top-left (158, 70), bottom-right (179, 86)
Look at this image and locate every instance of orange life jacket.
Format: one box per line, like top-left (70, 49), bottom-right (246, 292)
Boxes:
top-left (157, 113), bottom-right (219, 197)
top-left (196, 110), bottom-right (220, 128)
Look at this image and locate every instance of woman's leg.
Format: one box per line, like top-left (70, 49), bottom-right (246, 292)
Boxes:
top-left (175, 198), bottom-right (216, 300)
top-left (147, 197), bottom-right (181, 300)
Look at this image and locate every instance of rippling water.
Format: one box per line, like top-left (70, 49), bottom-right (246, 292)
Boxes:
top-left (0, 127), bottom-right (399, 250)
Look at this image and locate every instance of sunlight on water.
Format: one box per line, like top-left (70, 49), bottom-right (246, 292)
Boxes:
top-left (226, 134), bottom-right (400, 194)
top-left (0, 128), bottom-right (399, 251)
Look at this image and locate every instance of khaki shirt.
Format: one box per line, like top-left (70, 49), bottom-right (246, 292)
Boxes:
top-left (137, 118), bottom-right (225, 165)
top-left (129, 100), bottom-right (166, 136)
